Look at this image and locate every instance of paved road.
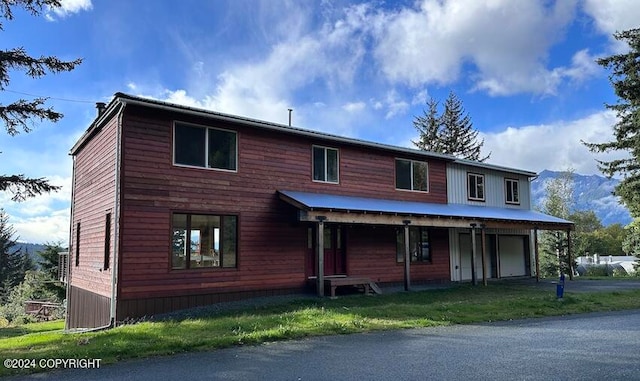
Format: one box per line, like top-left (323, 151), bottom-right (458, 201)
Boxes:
top-left (9, 309), bottom-right (640, 381)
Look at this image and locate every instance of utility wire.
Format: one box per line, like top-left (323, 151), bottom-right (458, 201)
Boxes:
top-left (3, 89), bottom-right (96, 104)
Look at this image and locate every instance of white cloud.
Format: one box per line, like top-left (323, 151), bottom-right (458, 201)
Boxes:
top-left (11, 209), bottom-right (70, 245)
top-left (46, 0), bottom-right (92, 20)
top-left (134, 3), bottom-right (372, 134)
top-left (583, 0), bottom-right (640, 36)
top-left (371, 0), bottom-right (588, 95)
top-left (1, 176), bottom-right (72, 244)
top-left (342, 102), bottom-right (366, 113)
top-left (482, 110), bottom-right (624, 175)
top-left (582, 0), bottom-right (640, 52)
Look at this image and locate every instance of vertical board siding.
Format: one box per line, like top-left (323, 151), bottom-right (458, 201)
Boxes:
top-left (115, 106), bottom-right (450, 302)
top-left (69, 117), bottom-right (118, 299)
top-left (67, 285), bottom-right (111, 329)
top-left (446, 163), bottom-right (531, 208)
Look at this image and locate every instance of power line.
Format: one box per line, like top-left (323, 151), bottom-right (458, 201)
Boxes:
top-left (3, 89), bottom-right (96, 104)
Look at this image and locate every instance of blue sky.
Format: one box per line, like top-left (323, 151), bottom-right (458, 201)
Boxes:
top-left (1, 0), bottom-right (638, 244)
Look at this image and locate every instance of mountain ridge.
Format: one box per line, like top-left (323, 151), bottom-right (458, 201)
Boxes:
top-left (531, 170), bottom-right (632, 226)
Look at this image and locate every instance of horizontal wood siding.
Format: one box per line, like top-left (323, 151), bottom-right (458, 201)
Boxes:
top-left (346, 226), bottom-right (450, 283)
top-left (69, 117), bottom-right (118, 299)
top-left (115, 105), bottom-right (450, 311)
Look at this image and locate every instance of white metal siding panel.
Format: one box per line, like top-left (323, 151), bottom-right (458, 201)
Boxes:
top-left (446, 163), bottom-right (531, 209)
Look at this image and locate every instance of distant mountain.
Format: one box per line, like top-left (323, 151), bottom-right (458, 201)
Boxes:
top-left (531, 170), bottom-right (632, 226)
top-left (12, 243), bottom-right (47, 266)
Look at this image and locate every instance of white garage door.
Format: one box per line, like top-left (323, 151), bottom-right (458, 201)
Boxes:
top-left (498, 236), bottom-right (526, 277)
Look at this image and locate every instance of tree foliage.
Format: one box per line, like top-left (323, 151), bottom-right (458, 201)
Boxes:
top-left (584, 28), bottom-right (640, 217)
top-left (0, 209), bottom-right (34, 303)
top-left (538, 171), bottom-right (574, 278)
top-left (0, 0), bottom-right (81, 201)
top-left (36, 242), bottom-right (66, 300)
top-left (623, 219), bottom-right (640, 270)
top-left (413, 91), bottom-right (490, 162)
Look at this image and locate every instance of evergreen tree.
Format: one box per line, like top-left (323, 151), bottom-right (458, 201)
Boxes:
top-left (412, 91), bottom-right (490, 162)
top-left (36, 243), bottom-right (66, 300)
top-left (0, 0), bottom-right (81, 201)
top-left (0, 209), bottom-right (33, 302)
top-left (584, 28), bottom-right (640, 217)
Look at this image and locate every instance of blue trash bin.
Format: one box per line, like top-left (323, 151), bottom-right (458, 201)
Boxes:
top-left (556, 273), bottom-right (565, 299)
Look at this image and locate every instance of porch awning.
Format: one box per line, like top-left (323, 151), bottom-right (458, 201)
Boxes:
top-left (278, 190), bottom-right (573, 231)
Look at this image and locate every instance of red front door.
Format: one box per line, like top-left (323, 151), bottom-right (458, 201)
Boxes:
top-left (306, 225), bottom-right (346, 277)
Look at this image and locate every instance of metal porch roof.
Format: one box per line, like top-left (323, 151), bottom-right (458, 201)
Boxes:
top-left (278, 190), bottom-right (573, 228)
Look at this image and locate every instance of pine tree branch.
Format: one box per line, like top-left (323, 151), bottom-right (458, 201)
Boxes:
top-left (0, 0), bottom-right (62, 30)
top-left (0, 47), bottom-right (82, 87)
top-left (0, 175), bottom-right (61, 202)
top-left (0, 98), bottom-right (62, 135)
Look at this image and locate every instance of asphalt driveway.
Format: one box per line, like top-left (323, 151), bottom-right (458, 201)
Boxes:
top-left (8, 308), bottom-right (640, 381)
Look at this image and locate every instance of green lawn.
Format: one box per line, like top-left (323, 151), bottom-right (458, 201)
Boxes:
top-left (2, 282), bottom-right (640, 377)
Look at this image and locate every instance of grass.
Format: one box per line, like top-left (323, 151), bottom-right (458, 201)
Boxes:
top-left (2, 282), bottom-right (640, 377)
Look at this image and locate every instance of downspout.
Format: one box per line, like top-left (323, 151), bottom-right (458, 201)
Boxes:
top-left (64, 156), bottom-right (77, 331)
top-left (109, 101), bottom-right (126, 327)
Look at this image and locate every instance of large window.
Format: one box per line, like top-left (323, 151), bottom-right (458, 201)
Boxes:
top-left (468, 173), bottom-right (485, 201)
top-left (505, 178), bottom-right (520, 204)
top-left (313, 146), bottom-right (339, 183)
top-left (172, 213), bottom-right (237, 269)
top-left (174, 123), bottom-right (237, 171)
top-left (395, 159), bottom-right (429, 192)
top-left (396, 227), bottom-right (431, 262)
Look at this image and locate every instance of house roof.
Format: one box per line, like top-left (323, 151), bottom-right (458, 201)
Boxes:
top-left (70, 93), bottom-right (539, 178)
top-left (278, 190), bottom-right (573, 230)
top-left (71, 92), bottom-right (456, 162)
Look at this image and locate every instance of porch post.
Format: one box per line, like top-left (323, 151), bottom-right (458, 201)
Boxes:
top-left (316, 216), bottom-right (327, 297)
top-left (534, 228), bottom-right (540, 282)
top-left (470, 223), bottom-right (478, 286)
top-left (567, 229), bottom-right (573, 281)
top-left (481, 224), bottom-right (487, 286)
top-left (403, 220), bottom-right (411, 291)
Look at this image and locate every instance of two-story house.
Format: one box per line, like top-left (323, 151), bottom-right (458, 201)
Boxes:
top-left (65, 93), bottom-right (572, 329)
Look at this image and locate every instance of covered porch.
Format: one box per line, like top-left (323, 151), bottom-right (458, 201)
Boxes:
top-left (279, 190), bottom-right (574, 296)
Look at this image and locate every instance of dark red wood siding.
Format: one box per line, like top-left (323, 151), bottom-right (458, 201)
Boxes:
top-left (113, 105), bottom-right (449, 314)
top-left (68, 117), bottom-right (119, 328)
top-left (69, 119), bottom-right (117, 296)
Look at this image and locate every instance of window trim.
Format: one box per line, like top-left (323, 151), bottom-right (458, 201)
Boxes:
top-left (170, 212), bottom-right (239, 270)
top-left (467, 172), bottom-right (486, 202)
top-left (312, 145), bottom-right (340, 184)
top-left (395, 158), bottom-right (430, 193)
top-left (172, 121), bottom-right (238, 172)
top-left (505, 178), bottom-right (520, 205)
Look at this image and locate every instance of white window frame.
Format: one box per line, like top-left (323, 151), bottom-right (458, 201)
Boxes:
top-left (395, 158), bottom-right (429, 193)
top-left (312, 145), bottom-right (339, 184)
top-left (468, 172), bottom-right (485, 202)
top-left (173, 121), bottom-right (238, 172)
top-left (505, 178), bottom-right (520, 205)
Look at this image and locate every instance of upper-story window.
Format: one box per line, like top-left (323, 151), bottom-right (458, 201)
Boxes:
top-left (313, 146), bottom-right (339, 183)
top-left (505, 178), bottom-right (520, 205)
top-left (396, 159), bottom-right (429, 192)
top-left (174, 122), bottom-right (237, 171)
top-left (468, 173), bottom-right (485, 201)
